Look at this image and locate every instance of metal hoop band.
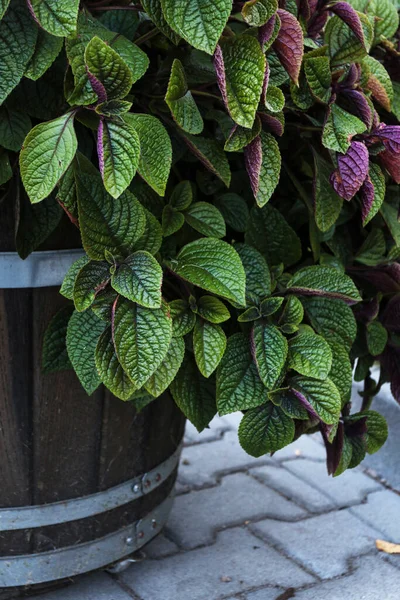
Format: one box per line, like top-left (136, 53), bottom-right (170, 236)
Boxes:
top-left (0, 250), bottom-right (85, 289)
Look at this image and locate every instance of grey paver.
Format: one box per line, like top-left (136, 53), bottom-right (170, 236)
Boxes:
top-left (272, 435), bottom-right (326, 462)
top-left (284, 459), bottom-right (381, 507)
top-left (250, 464), bottom-right (335, 513)
top-left (250, 510), bottom-right (380, 578)
top-left (166, 473), bottom-right (306, 549)
top-left (142, 533), bottom-right (179, 559)
top-left (178, 431), bottom-right (274, 488)
top-left (293, 553), bottom-right (400, 599)
top-left (245, 588), bottom-right (292, 600)
top-left (29, 574), bottom-right (131, 600)
top-left (351, 489), bottom-right (400, 541)
top-left (184, 415), bottom-right (231, 444)
top-left (120, 528), bottom-right (315, 600)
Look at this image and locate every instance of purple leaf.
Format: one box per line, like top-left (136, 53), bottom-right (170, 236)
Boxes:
top-left (352, 264), bottom-right (400, 293)
top-left (382, 347), bottom-right (400, 404)
top-left (97, 118), bottom-right (105, 177)
top-left (329, 1), bottom-right (366, 48)
top-left (359, 174), bottom-right (375, 224)
top-left (346, 416), bottom-right (368, 438)
top-left (258, 111), bottom-right (284, 136)
top-left (273, 9), bottom-right (304, 85)
top-left (259, 14), bottom-right (278, 48)
top-left (354, 296), bottom-right (380, 324)
top-left (382, 295), bottom-right (400, 333)
top-left (344, 90), bottom-right (372, 129)
top-left (291, 387), bottom-right (320, 421)
top-left (374, 125), bottom-right (400, 154)
top-left (323, 421), bottom-right (344, 476)
top-left (330, 141), bottom-right (369, 200)
top-left (380, 149), bottom-right (400, 184)
top-left (244, 136), bottom-right (262, 197)
top-left (308, 11), bottom-right (328, 38)
top-left (86, 67), bottom-right (107, 104)
top-left (343, 63), bottom-right (361, 87)
top-left (213, 44), bottom-right (229, 112)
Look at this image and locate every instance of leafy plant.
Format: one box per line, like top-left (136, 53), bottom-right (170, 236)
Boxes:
top-left (3, 0), bottom-right (400, 476)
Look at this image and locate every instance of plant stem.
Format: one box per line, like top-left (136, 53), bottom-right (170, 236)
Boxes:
top-left (135, 28), bottom-right (160, 45)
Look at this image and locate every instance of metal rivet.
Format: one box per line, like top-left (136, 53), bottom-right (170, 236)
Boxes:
top-left (155, 473), bottom-right (162, 482)
top-left (145, 480), bottom-right (151, 488)
top-left (125, 537), bottom-right (135, 546)
top-left (132, 483), bottom-right (140, 494)
top-left (151, 519), bottom-right (157, 529)
top-left (138, 531), bottom-right (144, 539)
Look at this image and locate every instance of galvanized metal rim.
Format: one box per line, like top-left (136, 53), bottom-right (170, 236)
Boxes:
top-left (0, 250), bottom-right (85, 289)
top-left (0, 494), bottom-right (174, 587)
top-left (0, 444), bottom-right (182, 531)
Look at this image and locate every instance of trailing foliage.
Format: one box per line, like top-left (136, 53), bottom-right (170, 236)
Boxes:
top-left (4, 0), bottom-right (400, 476)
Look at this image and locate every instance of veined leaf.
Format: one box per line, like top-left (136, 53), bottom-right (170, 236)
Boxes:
top-left (181, 134), bottom-right (231, 187)
top-left (363, 55), bottom-right (393, 112)
top-left (95, 327), bottom-right (136, 400)
top-left (288, 330), bottom-right (332, 380)
top-left (141, 0), bottom-right (181, 44)
top-left (42, 306), bottom-right (74, 374)
top-left (169, 299), bottom-right (196, 337)
top-left (60, 256), bottom-right (90, 300)
top-left (184, 202), bottom-right (226, 238)
top-left (0, 107), bottom-right (31, 152)
top-left (313, 151), bottom-right (343, 232)
top-left (193, 319), bottom-right (226, 377)
top-left (322, 104), bottom-right (366, 153)
top-left (20, 113), bottom-right (78, 203)
top-left (111, 251), bottom-right (163, 309)
top-left (242, 0), bottom-right (278, 26)
top-left (366, 320), bottom-right (388, 356)
top-left (166, 59), bottom-right (203, 134)
top-left (214, 193), bottom-right (249, 233)
top-left (162, 205), bottom-right (185, 237)
top-left (25, 30), bottom-right (63, 81)
top-left (290, 376), bottom-right (341, 424)
top-left (161, 0), bottom-right (232, 54)
top-left (363, 163), bottom-right (385, 226)
top-left (124, 113), bottom-right (172, 196)
top-left (288, 266), bottom-right (362, 304)
top-left (132, 208), bottom-right (163, 256)
top-left (238, 402), bottom-right (295, 457)
top-left (234, 243), bottom-right (271, 305)
top-left (302, 296), bottom-right (357, 350)
top-left (84, 36), bottom-right (133, 102)
top-left (28, 0), bottom-right (79, 36)
top-left (328, 341), bottom-right (353, 406)
top-left (73, 260), bottom-right (111, 312)
top-left (170, 180), bottom-right (193, 210)
top-left (368, 0), bottom-right (399, 43)
top-left (273, 9), bottom-right (304, 85)
top-left (244, 132), bottom-right (281, 207)
top-left (173, 238), bottom-right (246, 306)
top-left (66, 310), bottom-right (105, 395)
top-left (280, 295), bottom-right (304, 326)
top-left (215, 36), bottom-right (266, 128)
top-left (252, 322), bottom-right (288, 389)
top-left (145, 336), bottom-right (185, 397)
top-left (224, 118), bottom-right (262, 152)
top-left (15, 192), bottom-right (63, 260)
top-left (194, 296), bottom-right (230, 323)
top-left (0, 0), bottom-right (10, 19)
top-left (363, 410), bottom-right (388, 454)
top-left (77, 172), bottom-right (146, 260)
top-left (216, 333), bottom-right (269, 415)
top-left (304, 56), bottom-right (331, 103)
top-left (98, 118), bottom-right (140, 198)
top-left (325, 13), bottom-right (373, 67)
top-left (113, 298), bottom-right (172, 388)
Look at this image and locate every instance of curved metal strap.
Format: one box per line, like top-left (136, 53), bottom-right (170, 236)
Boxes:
top-left (0, 444), bottom-right (182, 531)
top-left (0, 250), bottom-right (85, 289)
top-left (0, 494), bottom-right (173, 587)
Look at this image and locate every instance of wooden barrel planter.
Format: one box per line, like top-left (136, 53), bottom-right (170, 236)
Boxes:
top-left (0, 198), bottom-right (186, 595)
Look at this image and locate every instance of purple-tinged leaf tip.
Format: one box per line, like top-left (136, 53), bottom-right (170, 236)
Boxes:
top-left (330, 141), bottom-right (369, 201)
top-left (258, 112), bottom-right (284, 136)
top-left (97, 118), bottom-right (105, 177)
top-left (213, 45), bottom-right (229, 111)
top-left (244, 136), bottom-right (262, 198)
top-left (258, 15), bottom-right (277, 48)
top-left (328, 1), bottom-right (366, 49)
top-left (273, 9), bottom-right (304, 86)
top-left (346, 416), bottom-right (368, 438)
top-left (291, 387), bottom-right (320, 421)
top-left (26, 0), bottom-right (41, 26)
top-left (380, 149), bottom-right (400, 184)
top-left (374, 125), bottom-right (400, 155)
top-left (382, 295), bottom-right (400, 333)
top-left (86, 67), bottom-right (107, 104)
top-left (359, 174), bottom-right (375, 224)
top-left (308, 11), bottom-right (328, 38)
top-left (354, 296), bottom-right (380, 324)
top-left (323, 421), bottom-right (344, 476)
top-left (382, 347), bottom-right (400, 405)
top-left (352, 264), bottom-right (400, 294)
top-left (344, 90), bottom-right (372, 129)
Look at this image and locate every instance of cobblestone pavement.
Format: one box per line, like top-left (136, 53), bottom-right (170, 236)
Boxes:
top-left (31, 386), bottom-right (400, 600)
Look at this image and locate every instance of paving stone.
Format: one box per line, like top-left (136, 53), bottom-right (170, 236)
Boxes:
top-left (178, 432), bottom-right (274, 488)
top-left (293, 553), bottom-right (400, 599)
top-left (142, 533), bottom-right (179, 559)
top-left (166, 473), bottom-right (306, 549)
top-left (184, 415), bottom-right (230, 445)
top-left (120, 528), bottom-right (315, 600)
top-left (245, 588), bottom-right (289, 600)
top-left (273, 435), bottom-right (326, 462)
top-left (29, 574), bottom-right (131, 600)
top-left (250, 510), bottom-right (380, 578)
top-left (351, 489), bottom-right (400, 541)
top-left (250, 465), bottom-right (335, 513)
top-left (284, 459), bottom-right (382, 507)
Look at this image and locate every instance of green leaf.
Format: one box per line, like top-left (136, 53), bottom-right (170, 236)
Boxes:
top-left (193, 319), bottom-right (227, 377)
top-left (20, 113), bottom-right (78, 203)
top-left (304, 56), bottom-right (331, 103)
top-left (302, 296), bottom-right (357, 350)
top-left (162, 205), bottom-right (185, 237)
top-left (380, 202), bottom-right (400, 247)
top-left (145, 336), bottom-right (185, 397)
top-left (363, 410), bottom-right (388, 454)
top-left (97, 8), bottom-right (140, 39)
top-left (29, 0), bottom-right (79, 36)
top-left (170, 180), bottom-right (193, 210)
top-left (184, 202), bottom-right (226, 238)
top-left (99, 118), bottom-right (140, 198)
top-left (328, 341), bottom-right (353, 406)
top-left (182, 134), bottom-right (231, 187)
top-left (42, 306), bottom-right (74, 374)
top-left (288, 266), bottom-right (362, 304)
top-left (0, 107), bottom-right (31, 152)
top-left (95, 326), bottom-right (136, 400)
top-left (238, 402), bottom-right (295, 457)
top-left (224, 118), bottom-right (262, 153)
top-left (91, 288), bottom-right (118, 323)
top-left (141, 0), bottom-right (181, 44)
top-left (280, 295), bottom-right (304, 326)
top-left (169, 299), bottom-right (196, 337)
top-left (214, 193), bottom-right (249, 232)
top-left (25, 29), bottom-right (63, 81)
top-left (366, 320), bottom-right (388, 356)
top-left (77, 172), bottom-right (145, 260)
top-left (271, 389), bottom-right (309, 420)
top-left (60, 255), bottom-right (90, 300)
top-left (245, 204), bottom-right (302, 267)
top-left (260, 297), bottom-right (284, 316)
top-left (363, 55), bottom-right (393, 111)
top-left (363, 163), bottom-right (385, 226)
top-left (132, 208), bottom-right (163, 256)
top-left (0, 0), bottom-right (10, 19)
top-left (218, 35), bottom-right (266, 128)
top-left (95, 100), bottom-right (132, 117)
top-left (73, 261), bottom-right (111, 312)
top-left (264, 86), bottom-right (285, 113)
top-left (356, 228), bottom-right (386, 266)
top-left (322, 104), bottom-right (366, 153)
top-left (0, 0), bottom-right (37, 104)
top-left (368, 0), bottom-right (399, 43)
top-left (15, 192), bottom-right (62, 260)
top-left (66, 310), bottom-right (105, 395)
top-left (171, 354), bottom-right (217, 432)
top-left (238, 306), bottom-right (261, 323)
top-left (216, 333), bottom-right (269, 415)
top-left (252, 132), bottom-right (282, 208)
top-left (173, 238), bottom-right (246, 306)
top-left (161, 0), bottom-right (231, 54)
top-left (325, 13), bottom-right (373, 67)
top-left (0, 151), bottom-right (11, 185)
top-left (242, 0), bottom-right (278, 26)
top-left (288, 330), bottom-right (332, 380)
top-left (194, 296), bottom-right (230, 323)
top-left (165, 59), bottom-right (204, 134)
top-left (111, 251), bottom-right (163, 309)
top-left (113, 299), bottom-right (172, 388)
top-left (124, 113), bottom-right (172, 196)
top-left (85, 36), bottom-right (133, 101)
top-left (290, 376), bottom-right (341, 424)
top-left (252, 322), bottom-right (288, 390)
top-left (313, 151), bottom-right (343, 232)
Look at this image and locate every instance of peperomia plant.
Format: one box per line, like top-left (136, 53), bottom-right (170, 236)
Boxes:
top-left (1, 0), bottom-right (399, 476)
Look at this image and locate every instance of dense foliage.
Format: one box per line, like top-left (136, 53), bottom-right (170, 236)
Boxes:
top-left (2, 0), bottom-right (400, 475)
